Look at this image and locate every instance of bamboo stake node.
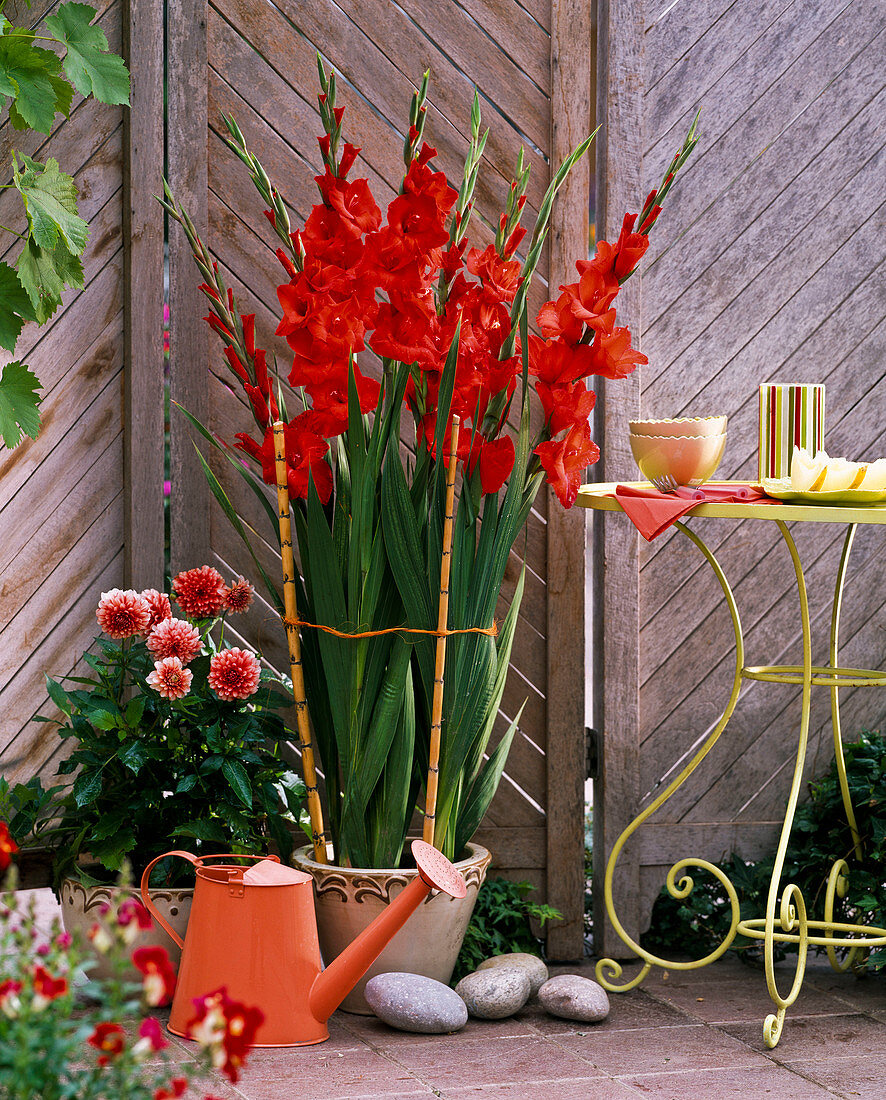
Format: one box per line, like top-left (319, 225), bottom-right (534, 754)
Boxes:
top-left (423, 415), bottom-right (461, 848)
top-left (272, 421), bottom-right (327, 863)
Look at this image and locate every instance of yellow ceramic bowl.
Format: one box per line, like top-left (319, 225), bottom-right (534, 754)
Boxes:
top-left (629, 431), bottom-right (727, 486)
top-left (629, 415), bottom-right (727, 438)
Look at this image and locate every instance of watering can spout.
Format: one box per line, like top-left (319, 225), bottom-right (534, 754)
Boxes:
top-left (308, 840), bottom-right (467, 1023)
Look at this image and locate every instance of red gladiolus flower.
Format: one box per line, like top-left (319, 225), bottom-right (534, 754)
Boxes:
top-left (88, 1021), bottom-right (126, 1065)
top-left (173, 566), bottom-right (227, 619)
top-left (465, 245), bottom-right (522, 304)
top-left (536, 380), bottom-right (596, 436)
top-left (529, 335), bottom-right (594, 386)
top-left (31, 965), bottom-right (67, 1008)
top-left (96, 589), bottom-right (152, 639)
top-left (147, 657), bottom-right (193, 702)
top-left (154, 1078), bottom-right (188, 1100)
top-left (611, 211), bottom-right (650, 280)
top-left (534, 421), bottom-right (601, 509)
top-left (0, 822), bottom-right (17, 871)
top-left (470, 436), bottom-right (515, 495)
top-left (140, 589), bottom-right (173, 632)
top-left (224, 577), bottom-right (254, 614)
top-left (208, 648), bottom-right (261, 702)
top-left (147, 618), bottom-right (202, 664)
top-left (133, 946), bottom-right (177, 1006)
top-left (237, 414), bottom-right (333, 504)
top-left (588, 326), bottom-right (648, 380)
top-left (187, 987), bottom-right (264, 1084)
top-left (316, 167), bottom-right (381, 235)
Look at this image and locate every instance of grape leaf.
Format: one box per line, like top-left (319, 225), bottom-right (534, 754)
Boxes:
top-left (0, 262), bottom-right (37, 351)
top-left (16, 235), bottom-right (84, 323)
top-left (0, 33), bottom-right (70, 134)
top-left (45, 2), bottom-right (130, 105)
top-left (12, 153), bottom-right (89, 255)
top-left (0, 362), bottom-right (41, 448)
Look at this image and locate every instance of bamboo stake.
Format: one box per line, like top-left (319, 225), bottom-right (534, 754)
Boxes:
top-left (272, 421), bottom-right (327, 863)
top-left (423, 415), bottom-right (461, 847)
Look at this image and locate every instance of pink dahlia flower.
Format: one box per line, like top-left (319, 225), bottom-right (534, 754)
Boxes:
top-left (147, 618), bottom-right (202, 664)
top-left (147, 657), bottom-right (193, 701)
top-left (140, 589), bottom-right (173, 632)
top-left (208, 648), bottom-right (261, 701)
top-left (96, 589), bottom-right (152, 639)
top-left (223, 576), bottom-right (254, 614)
top-left (173, 565), bottom-right (226, 619)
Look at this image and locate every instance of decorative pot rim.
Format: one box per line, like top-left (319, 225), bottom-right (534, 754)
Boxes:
top-left (292, 840), bottom-right (490, 877)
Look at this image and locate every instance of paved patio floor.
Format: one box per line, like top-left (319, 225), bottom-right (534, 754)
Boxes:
top-left (18, 889), bottom-right (886, 1098)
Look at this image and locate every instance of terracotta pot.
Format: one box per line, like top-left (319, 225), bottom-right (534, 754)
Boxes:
top-left (60, 878), bottom-right (193, 983)
top-left (293, 841), bottom-right (491, 1014)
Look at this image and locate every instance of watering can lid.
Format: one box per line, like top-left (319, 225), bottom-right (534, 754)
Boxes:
top-left (242, 860), bottom-right (312, 887)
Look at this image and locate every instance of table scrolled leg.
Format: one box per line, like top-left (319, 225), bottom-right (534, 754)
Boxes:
top-left (596, 521), bottom-right (745, 991)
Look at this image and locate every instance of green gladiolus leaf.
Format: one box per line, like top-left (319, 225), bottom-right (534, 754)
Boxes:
top-left (13, 153), bottom-right (89, 255)
top-left (0, 262), bottom-right (37, 352)
top-left (0, 361), bottom-right (41, 448)
top-left (46, 2), bottom-right (130, 105)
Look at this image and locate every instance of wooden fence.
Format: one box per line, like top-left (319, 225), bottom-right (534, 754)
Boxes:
top-left (595, 0), bottom-right (886, 955)
top-left (0, 0), bottom-right (164, 787)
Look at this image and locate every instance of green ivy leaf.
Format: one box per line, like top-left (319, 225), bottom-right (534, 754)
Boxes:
top-left (12, 153), bottom-right (89, 255)
top-left (45, 3), bottom-right (130, 105)
top-left (0, 33), bottom-right (70, 133)
top-left (0, 361), bottom-right (41, 448)
top-left (16, 235), bottom-right (84, 323)
top-left (0, 262), bottom-right (38, 352)
top-left (221, 759), bottom-right (252, 808)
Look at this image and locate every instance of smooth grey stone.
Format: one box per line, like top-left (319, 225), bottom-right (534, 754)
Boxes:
top-left (364, 972), bottom-right (468, 1034)
top-left (455, 967), bottom-right (531, 1019)
top-left (538, 974), bottom-right (610, 1022)
top-left (477, 952), bottom-right (549, 998)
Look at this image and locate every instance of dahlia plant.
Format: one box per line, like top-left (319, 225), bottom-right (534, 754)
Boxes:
top-left (0, 851), bottom-right (260, 1098)
top-left (166, 64), bottom-right (697, 865)
top-left (2, 567), bottom-right (306, 887)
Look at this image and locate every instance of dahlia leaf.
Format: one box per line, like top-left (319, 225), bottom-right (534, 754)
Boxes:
top-left (221, 759), bottom-right (252, 808)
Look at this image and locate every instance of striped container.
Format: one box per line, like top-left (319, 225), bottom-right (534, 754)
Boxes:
top-left (758, 383), bottom-right (825, 481)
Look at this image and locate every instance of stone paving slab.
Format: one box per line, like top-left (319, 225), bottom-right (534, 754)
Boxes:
top-left (10, 889), bottom-right (886, 1098)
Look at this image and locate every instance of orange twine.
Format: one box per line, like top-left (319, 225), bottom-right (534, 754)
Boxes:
top-left (282, 617), bottom-right (498, 640)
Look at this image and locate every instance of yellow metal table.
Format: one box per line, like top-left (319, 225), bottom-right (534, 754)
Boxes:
top-left (577, 481), bottom-right (886, 1048)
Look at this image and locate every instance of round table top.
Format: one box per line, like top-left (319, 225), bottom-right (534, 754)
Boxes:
top-left (575, 481), bottom-right (886, 525)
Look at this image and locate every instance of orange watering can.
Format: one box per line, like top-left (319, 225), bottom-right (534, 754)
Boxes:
top-left (140, 840), bottom-right (466, 1046)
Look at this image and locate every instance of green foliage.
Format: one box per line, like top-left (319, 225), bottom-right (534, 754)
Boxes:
top-left (0, 879), bottom-right (234, 1099)
top-left (1, 608), bottom-right (306, 890)
top-left (0, 2), bottom-right (129, 449)
top-left (0, 361), bottom-right (40, 447)
top-left (453, 876), bottom-right (562, 984)
top-left (643, 729), bottom-right (886, 971)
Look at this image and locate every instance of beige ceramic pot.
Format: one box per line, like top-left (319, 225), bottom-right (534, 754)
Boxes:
top-left (60, 878), bottom-right (192, 983)
top-left (293, 841), bottom-right (491, 1014)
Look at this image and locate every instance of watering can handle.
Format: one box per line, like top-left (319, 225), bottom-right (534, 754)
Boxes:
top-left (139, 851), bottom-right (283, 947)
top-left (140, 850), bottom-right (201, 949)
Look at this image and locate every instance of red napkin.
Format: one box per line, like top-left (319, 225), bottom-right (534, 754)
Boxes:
top-left (613, 482), bottom-right (771, 541)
